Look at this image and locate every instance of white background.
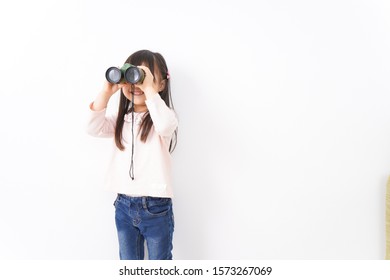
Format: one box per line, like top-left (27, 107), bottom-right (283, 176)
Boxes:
top-left (0, 0), bottom-right (389, 259)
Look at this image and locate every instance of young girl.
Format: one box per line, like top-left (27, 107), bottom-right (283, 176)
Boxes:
top-left (87, 50), bottom-right (178, 260)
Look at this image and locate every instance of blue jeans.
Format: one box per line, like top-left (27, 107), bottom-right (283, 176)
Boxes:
top-left (113, 194), bottom-right (174, 260)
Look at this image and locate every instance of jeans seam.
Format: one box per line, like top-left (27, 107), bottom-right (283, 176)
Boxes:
top-left (136, 231), bottom-right (141, 260)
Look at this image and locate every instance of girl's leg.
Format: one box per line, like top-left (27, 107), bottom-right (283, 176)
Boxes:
top-left (140, 197), bottom-right (174, 260)
top-left (114, 196), bottom-right (145, 260)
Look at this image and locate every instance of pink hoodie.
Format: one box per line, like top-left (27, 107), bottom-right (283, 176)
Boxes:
top-left (87, 94), bottom-right (178, 198)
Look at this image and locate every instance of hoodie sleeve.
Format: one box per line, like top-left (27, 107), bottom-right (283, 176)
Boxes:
top-left (145, 94), bottom-right (178, 137)
top-left (86, 102), bottom-right (117, 138)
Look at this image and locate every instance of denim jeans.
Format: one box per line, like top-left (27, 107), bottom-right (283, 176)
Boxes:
top-left (113, 194), bottom-right (174, 260)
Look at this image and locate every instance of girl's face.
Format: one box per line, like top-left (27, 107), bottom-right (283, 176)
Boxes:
top-left (122, 63), bottom-right (164, 112)
top-left (122, 82), bottom-right (147, 111)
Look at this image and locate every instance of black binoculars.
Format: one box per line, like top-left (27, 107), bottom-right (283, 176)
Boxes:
top-left (105, 63), bottom-right (145, 84)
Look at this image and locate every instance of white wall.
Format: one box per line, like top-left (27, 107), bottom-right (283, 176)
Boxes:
top-left (0, 0), bottom-right (389, 259)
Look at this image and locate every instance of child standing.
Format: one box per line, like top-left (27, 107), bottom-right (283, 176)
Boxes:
top-left (87, 50), bottom-right (178, 260)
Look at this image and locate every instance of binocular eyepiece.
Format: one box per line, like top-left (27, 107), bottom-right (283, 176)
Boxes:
top-left (105, 63), bottom-right (145, 84)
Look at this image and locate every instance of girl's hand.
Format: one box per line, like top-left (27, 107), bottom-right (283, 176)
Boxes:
top-left (136, 65), bottom-right (158, 94)
top-left (91, 80), bottom-right (124, 111)
top-left (102, 80), bottom-right (124, 97)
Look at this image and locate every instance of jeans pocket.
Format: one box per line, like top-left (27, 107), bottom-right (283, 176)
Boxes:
top-left (113, 195), bottom-right (120, 207)
top-left (144, 198), bottom-right (171, 217)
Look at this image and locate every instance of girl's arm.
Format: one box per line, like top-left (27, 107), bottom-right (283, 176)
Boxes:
top-left (86, 81), bottom-right (122, 138)
top-left (137, 65), bottom-right (178, 137)
top-left (146, 94), bottom-right (178, 137)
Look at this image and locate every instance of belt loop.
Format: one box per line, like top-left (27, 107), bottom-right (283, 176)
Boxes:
top-left (142, 197), bottom-right (147, 208)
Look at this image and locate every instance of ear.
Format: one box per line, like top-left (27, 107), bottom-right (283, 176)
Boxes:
top-left (158, 79), bottom-right (166, 92)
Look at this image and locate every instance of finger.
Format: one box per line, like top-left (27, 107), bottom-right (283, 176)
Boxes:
top-left (137, 65), bottom-right (152, 76)
top-left (137, 65), bottom-right (148, 71)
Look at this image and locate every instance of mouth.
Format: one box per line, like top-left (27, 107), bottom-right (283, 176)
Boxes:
top-left (131, 89), bottom-right (144, 96)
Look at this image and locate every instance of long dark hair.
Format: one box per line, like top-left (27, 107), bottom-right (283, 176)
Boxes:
top-left (114, 50), bottom-right (177, 152)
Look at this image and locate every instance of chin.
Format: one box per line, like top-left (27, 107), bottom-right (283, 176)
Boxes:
top-left (131, 94), bottom-right (146, 105)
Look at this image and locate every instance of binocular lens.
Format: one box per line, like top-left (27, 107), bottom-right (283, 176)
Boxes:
top-left (106, 67), bottom-right (122, 84)
top-left (124, 67), bottom-right (144, 84)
